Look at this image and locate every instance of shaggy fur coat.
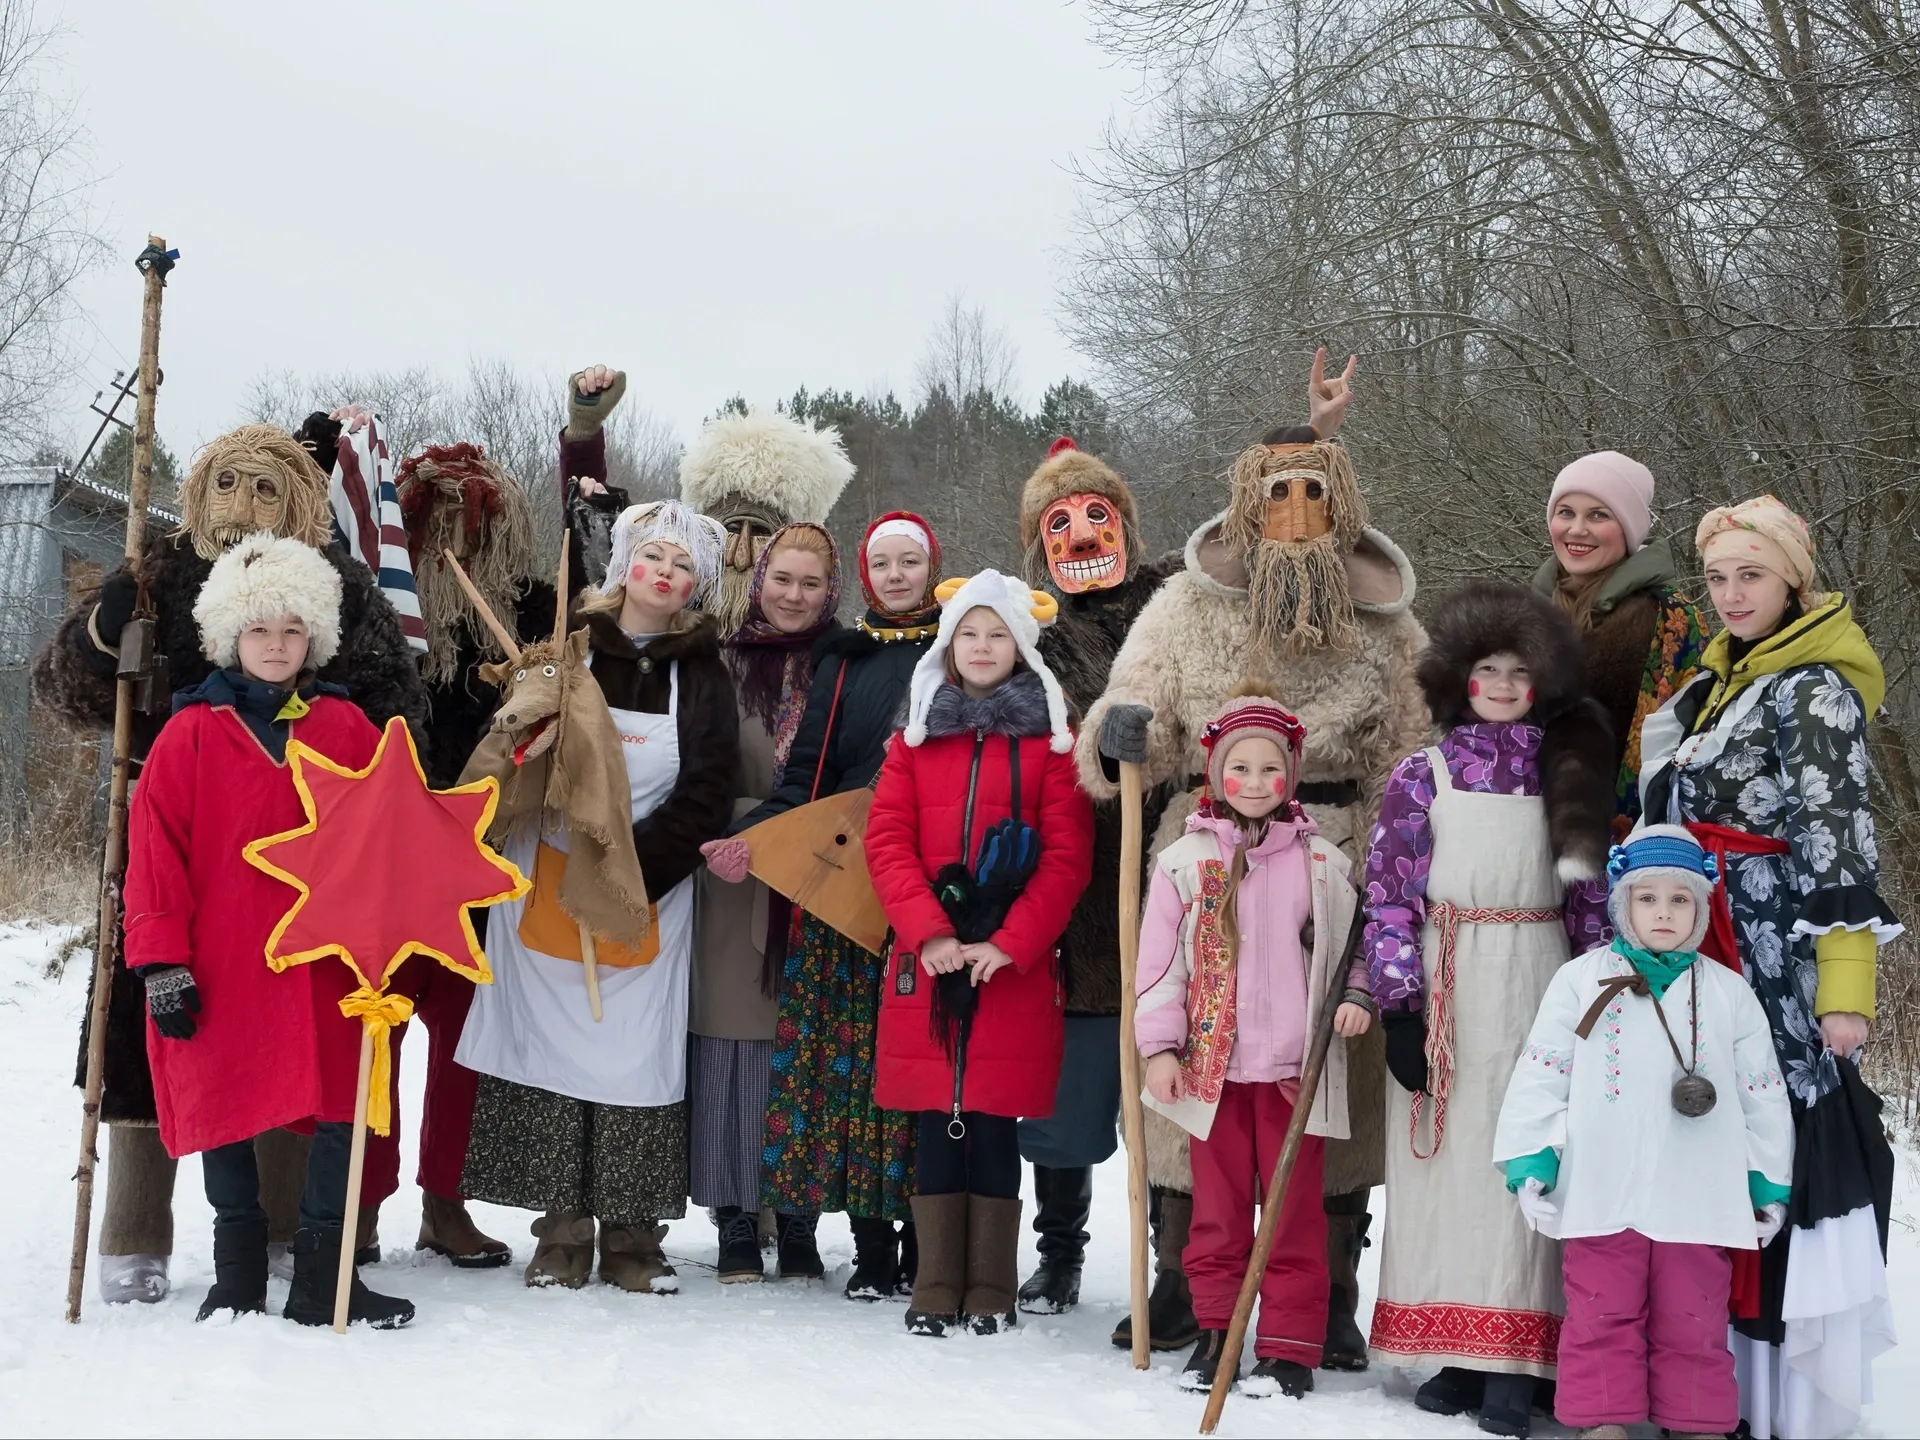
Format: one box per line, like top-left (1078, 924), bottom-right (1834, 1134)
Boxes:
top-left (34, 533), bottom-right (429, 1125)
top-left (1076, 512), bottom-right (1429, 1196)
top-left (1038, 554), bottom-right (1178, 1015)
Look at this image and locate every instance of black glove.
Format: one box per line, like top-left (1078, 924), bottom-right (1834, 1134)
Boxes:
top-left (141, 965), bottom-right (200, 1041)
top-left (1098, 703), bottom-right (1153, 766)
top-left (93, 571), bottom-right (141, 650)
top-left (1382, 1008), bottom-right (1428, 1093)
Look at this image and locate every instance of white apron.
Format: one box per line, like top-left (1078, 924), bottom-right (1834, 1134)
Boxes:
top-left (1371, 748), bottom-right (1568, 1377)
top-left (456, 660), bottom-right (694, 1108)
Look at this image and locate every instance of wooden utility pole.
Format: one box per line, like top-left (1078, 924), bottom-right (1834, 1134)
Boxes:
top-left (66, 234), bottom-right (177, 1323)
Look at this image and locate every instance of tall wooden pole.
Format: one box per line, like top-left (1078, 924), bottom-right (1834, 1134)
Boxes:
top-left (66, 235), bottom-right (175, 1323)
top-left (1115, 761), bottom-right (1151, 1369)
top-left (332, 1029), bottom-right (376, 1333)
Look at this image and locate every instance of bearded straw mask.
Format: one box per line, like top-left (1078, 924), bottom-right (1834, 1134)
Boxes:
top-left (1221, 439), bottom-right (1368, 658)
top-left (714, 497), bottom-right (783, 632)
top-left (178, 425), bottom-right (333, 562)
top-left (1041, 492), bottom-right (1128, 594)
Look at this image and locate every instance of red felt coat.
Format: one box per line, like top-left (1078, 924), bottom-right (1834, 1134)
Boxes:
top-left (124, 697), bottom-right (382, 1157)
top-left (867, 725), bottom-right (1093, 1117)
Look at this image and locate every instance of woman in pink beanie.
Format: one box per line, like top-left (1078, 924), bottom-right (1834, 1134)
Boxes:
top-left (1531, 450), bottom-right (1706, 841)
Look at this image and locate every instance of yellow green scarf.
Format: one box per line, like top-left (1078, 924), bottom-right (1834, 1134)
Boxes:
top-left (1697, 594), bottom-right (1884, 728)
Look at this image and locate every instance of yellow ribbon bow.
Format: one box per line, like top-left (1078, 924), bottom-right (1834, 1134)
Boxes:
top-left (337, 987), bottom-right (417, 1137)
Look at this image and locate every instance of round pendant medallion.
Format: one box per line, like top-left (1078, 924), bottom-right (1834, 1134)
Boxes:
top-left (1672, 1074), bottom-right (1717, 1117)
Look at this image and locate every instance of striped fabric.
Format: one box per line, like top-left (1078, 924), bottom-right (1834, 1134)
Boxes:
top-left (325, 412), bottom-right (426, 653)
top-left (687, 1034), bottom-right (774, 1212)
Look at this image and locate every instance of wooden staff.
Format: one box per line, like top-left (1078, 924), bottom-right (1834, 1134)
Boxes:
top-left (1199, 907), bottom-right (1364, 1433)
top-left (67, 235), bottom-right (175, 1323)
top-left (1115, 759), bottom-right (1151, 1370)
top-left (333, 1027), bottom-right (377, 1333)
top-left (579, 925), bottom-right (602, 1021)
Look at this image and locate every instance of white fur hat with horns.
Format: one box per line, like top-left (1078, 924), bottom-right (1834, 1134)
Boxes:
top-left (903, 569), bottom-right (1071, 753)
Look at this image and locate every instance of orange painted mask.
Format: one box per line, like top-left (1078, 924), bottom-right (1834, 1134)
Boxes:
top-left (1042, 492), bottom-right (1127, 593)
top-left (1259, 447), bottom-right (1333, 544)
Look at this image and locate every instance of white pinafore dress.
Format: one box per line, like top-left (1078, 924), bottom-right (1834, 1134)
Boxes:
top-left (1369, 747), bottom-right (1569, 1377)
top-left (456, 659), bottom-right (694, 1108)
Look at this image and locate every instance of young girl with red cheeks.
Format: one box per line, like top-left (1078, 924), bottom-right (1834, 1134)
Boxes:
top-left (1134, 685), bottom-right (1374, 1400)
top-left (865, 571), bottom-right (1093, 1337)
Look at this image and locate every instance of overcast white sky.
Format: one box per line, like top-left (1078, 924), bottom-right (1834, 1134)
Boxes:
top-left (50, 0), bottom-right (1140, 459)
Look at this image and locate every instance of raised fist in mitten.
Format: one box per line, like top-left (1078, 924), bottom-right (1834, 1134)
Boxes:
top-left (566, 365), bottom-right (627, 439)
top-left (702, 837), bottom-right (751, 884)
top-left (142, 965), bottom-right (201, 1041)
top-left (1098, 703), bottom-right (1153, 765)
top-left (93, 571), bottom-right (141, 650)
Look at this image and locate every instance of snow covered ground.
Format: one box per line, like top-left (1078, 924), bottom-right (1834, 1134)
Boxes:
top-left (1, 919), bottom-right (1914, 1439)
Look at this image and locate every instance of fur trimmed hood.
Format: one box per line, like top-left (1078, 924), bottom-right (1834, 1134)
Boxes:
top-left (1418, 579), bottom-right (1585, 728)
top-left (678, 409), bottom-right (854, 526)
top-left (192, 532), bottom-right (343, 670)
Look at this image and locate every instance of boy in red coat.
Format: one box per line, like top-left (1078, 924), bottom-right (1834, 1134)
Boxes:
top-left (125, 532), bottom-right (413, 1329)
top-left (868, 570), bottom-right (1094, 1336)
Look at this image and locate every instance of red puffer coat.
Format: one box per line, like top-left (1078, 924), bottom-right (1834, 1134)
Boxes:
top-left (867, 675), bottom-right (1094, 1117)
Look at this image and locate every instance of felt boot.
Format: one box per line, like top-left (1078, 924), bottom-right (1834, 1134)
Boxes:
top-left (524, 1210), bottom-right (596, 1289)
top-left (1478, 1373), bottom-right (1534, 1438)
top-left (961, 1194), bottom-right (1021, 1334)
top-left (844, 1215), bottom-right (898, 1301)
top-left (905, 1192), bottom-right (966, 1337)
top-left (351, 1205), bottom-right (380, 1266)
top-left (1322, 1195), bottom-right (1371, 1370)
top-left (598, 1221), bottom-right (677, 1293)
top-left (1110, 1186), bottom-right (1200, 1350)
top-left (714, 1206), bottom-right (764, 1283)
top-left (1017, 1164), bottom-right (1090, 1315)
top-left (1415, 1367), bottom-right (1487, 1416)
top-left (98, 1253), bottom-right (169, 1306)
top-left (775, 1211), bottom-right (824, 1280)
top-left (194, 1217), bottom-right (269, 1322)
top-left (417, 1192), bottom-right (511, 1269)
top-left (283, 1224), bottom-right (414, 1329)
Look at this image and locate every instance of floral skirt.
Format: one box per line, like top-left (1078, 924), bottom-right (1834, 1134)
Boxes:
top-left (760, 914), bottom-right (915, 1220)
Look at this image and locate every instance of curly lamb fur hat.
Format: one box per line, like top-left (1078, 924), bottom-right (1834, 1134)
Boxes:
top-left (192, 531), bottom-right (343, 671)
top-left (678, 409), bottom-right (854, 526)
top-left (1419, 579), bottom-right (1615, 882)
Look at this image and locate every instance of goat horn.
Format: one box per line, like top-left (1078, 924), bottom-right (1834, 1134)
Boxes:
top-left (441, 548), bottom-right (523, 664)
top-left (554, 530), bottom-right (572, 642)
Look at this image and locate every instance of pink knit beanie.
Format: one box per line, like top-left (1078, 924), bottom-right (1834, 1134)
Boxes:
top-left (1548, 451), bottom-right (1655, 554)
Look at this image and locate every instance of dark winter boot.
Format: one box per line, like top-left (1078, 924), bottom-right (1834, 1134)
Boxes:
top-left (894, 1219), bottom-right (918, 1297)
top-left (1477, 1373), bottom-right (1535, 1438)
top-left (1242, 1357), bottom-right (1314, 1399)
top-left (774, 1211), bottom-right (824, 1281)
top-left (417, 1192), bottom-right (511, 1269)
top-left (961, 1194), bottom-right (1021, 1334)
top-left (351, 1205), bottom-right (380, 1266)
top-left (1178, 1329), bottom-right (1229, 1392)
top-left (905, 1193), bottom-right (966, 1337)
top-left (1110, 1186), bottom-right (1201, 1351)
top-left (844, 1215), bottom-right (898, 1301)
top-left (1322, 1194), bottom-right (1371, 1370)
top-left (195, 1217), bottom-right (269, 1322)
top-left (714, 1206), bottom-right (764, 1284)
top-left (283, 1225), bottom-right (414, 1329)
top-left (1415, 1367), bottom-right (1487, 1416)
top-left (1017, 1164), bottom-right (1090, 1315)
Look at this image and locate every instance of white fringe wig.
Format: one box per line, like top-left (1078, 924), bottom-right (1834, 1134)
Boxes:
top-left (902, 569), bottom-right (1072, 752)
top-left (599, 500), bottom-right (727, 611)
top-left (192, 531), bottom-right (344, 670)
top-left (679, 409), bottom-right (854, 525)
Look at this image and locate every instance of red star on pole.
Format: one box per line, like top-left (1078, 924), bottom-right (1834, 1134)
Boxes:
top-left (244, 716), bottom-right (529, 992)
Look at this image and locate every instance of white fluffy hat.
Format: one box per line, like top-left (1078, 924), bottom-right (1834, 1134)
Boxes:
top-left (902, 569), bottom-right (1072, 753)
top-left (193, 531), bottom-right (344, 671)
top-left (679, 409), bottom-right (854, 525)
top-left (600, 500), bottom-right (728, 611)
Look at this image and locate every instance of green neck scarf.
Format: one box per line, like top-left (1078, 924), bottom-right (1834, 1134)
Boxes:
top-left (1610, 936), bottom-right (1697, 1002)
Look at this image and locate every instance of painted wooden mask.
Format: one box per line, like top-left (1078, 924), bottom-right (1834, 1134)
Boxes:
top-left (1259, 452), bottom-right (1334, 545)
top-left (1041, 492), bottom-right (1127, 593)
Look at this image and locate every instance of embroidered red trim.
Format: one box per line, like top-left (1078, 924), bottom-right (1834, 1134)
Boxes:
top-left (1178, 860), bottom-right (1236, 1106)
top-left (1368, 1299), bottom-right (1562, 1365)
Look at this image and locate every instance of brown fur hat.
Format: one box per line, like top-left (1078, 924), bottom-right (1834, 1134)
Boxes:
top-left (1019, 437), bottom-right (1138, 550)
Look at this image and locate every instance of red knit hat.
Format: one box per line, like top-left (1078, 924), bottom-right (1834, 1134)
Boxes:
top-left (1200, 682), bottom-right (1306, 812)
top-left (857, 509), bottom-right (943, 612)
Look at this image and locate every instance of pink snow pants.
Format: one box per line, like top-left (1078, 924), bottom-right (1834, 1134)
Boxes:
top-left (1556, 1229), bottom-right (1736, 1432)
top-left (1186, 1080), bottom-right (1327, 1366)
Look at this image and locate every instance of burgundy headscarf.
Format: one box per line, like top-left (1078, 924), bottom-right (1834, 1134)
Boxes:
top-left (726, 522), bottom-right (843, 740)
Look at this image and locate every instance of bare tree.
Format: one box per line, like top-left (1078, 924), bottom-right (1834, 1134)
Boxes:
top-left (914, 294), bottom-right (1021, 408)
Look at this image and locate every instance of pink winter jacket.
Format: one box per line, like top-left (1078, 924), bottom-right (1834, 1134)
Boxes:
top-left (1128, 814), bottom-right (1374, 1090)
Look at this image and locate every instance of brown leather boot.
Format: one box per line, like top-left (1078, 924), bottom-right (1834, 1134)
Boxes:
top-left (905, 1193), bottom-right (967, 1336)
top-left (417, 1192), bottom-right (512, 1269)
top-left (351, 1205), bottom-right (381, 1266)
top-left (599, 1221), bottom-right (677, 1294)
top-left (1111, 1186), bottom-right (1201, 1350)
top-left (961, 1194), bottom-right (1022, 1335)
top-left (525, 1211), bottom-right (595, 1289)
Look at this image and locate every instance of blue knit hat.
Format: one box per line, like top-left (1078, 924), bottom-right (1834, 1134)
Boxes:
top-left (1607, 824), bottom-right (1719, 951)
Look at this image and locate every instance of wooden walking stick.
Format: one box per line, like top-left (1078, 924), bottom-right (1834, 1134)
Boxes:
top-left (333, 1027), bottom-right (377, 1333)
top-left (67, 235), bottom-right (178, 1323)
top-left (1199, 905), bottom-right (1365, 1434)
top-left (1115, 759), bottom-right (1151, 1370)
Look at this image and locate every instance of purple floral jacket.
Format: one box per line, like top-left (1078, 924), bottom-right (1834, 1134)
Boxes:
top-left (1364, 721), bottom-right (1610, 1011)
